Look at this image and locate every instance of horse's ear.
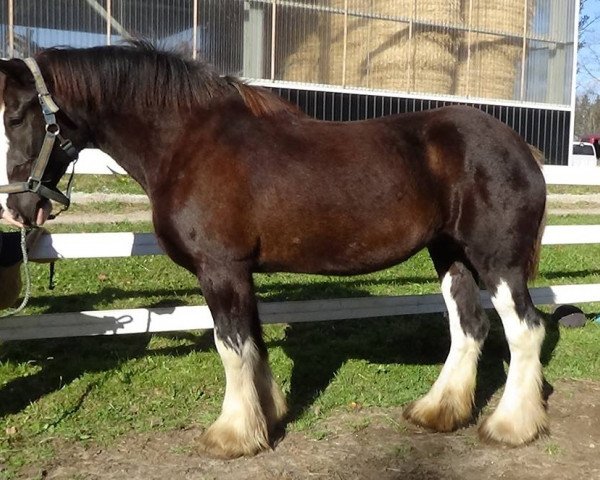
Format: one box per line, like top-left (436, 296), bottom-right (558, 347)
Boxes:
top-left (0, 59), bottom-right (32, 86)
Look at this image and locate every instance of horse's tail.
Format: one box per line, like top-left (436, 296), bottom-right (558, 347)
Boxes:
top-left (527, 143), bottom-right (547, 281)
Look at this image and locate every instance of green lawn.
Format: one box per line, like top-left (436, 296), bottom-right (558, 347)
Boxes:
top-left (0, 215), bottom-right (599, 478)
top-left (547, 214), bottom-right (600, 224)
top-left (547, 184), bottom-right (600, 195)
top-left (59, 174), bottom-right (144, 195)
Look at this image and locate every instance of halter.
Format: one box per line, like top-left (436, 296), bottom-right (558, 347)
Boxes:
top-left (0, 57), bottom-right (79, 208)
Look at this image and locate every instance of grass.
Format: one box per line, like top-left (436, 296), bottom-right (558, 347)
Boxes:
top-left (0, 215), bottom-right (599, 477)
top-left (544, 442), bottom-right (563, 456)
top-left (547, 185), bottom-right (600, 195)
top-left (547, 214), bottom-right (600, 225)
top-left (58, 174), bottom-right (144, 195)
top-left (65, 201), bottom-right (150, 215)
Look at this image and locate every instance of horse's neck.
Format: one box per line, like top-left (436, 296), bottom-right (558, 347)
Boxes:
top-left (86, 110), bottom-right (186, 193)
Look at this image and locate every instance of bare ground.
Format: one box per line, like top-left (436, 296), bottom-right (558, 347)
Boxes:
top-left (22, 379), bottom-right (600, 480)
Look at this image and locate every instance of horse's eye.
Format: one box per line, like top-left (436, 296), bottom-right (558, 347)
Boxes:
top-left (7, 117), bottom-right (24, 127)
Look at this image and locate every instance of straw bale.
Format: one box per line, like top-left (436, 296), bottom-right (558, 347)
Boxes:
top-left (282, 0), bottom-right (533, 101)
top-left (456, 0), bottom-right (533, 100)
top-left (457, 37), bottom-right (521, 99)
top-left (283, 0), bottom-right (460, 94)
top-left (283, 31), bottom-right (324, 84)
top-left (469, 0), bottom-right (527, 35)
top-left (361, 0), bottom-right (461, 94)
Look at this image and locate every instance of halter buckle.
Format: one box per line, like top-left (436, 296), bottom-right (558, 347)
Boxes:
top-left (45, 123), bottom-right (60, 136)
top-left (26, 177), bottom-right (41, 193)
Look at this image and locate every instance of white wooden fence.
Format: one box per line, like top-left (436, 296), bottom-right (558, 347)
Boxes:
top-left (1, 165), bottom-right (599, 341)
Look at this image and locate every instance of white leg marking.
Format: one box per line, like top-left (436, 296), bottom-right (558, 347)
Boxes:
top-left (435, 272), bottom-right (483, 394)
top-left (483, 279), bottom-right (547, 444)
top-left (215, 333), bottom-right (268, 435)
top-left (405, 272), bottom-right (482, 430)
top-left (200, 332), bottom-right (270, 457)
top-left (0, 106), bottom-right (9, 212)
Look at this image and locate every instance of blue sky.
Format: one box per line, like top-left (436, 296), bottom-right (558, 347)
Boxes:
top-left (578, 0), bottom-right (600, 96)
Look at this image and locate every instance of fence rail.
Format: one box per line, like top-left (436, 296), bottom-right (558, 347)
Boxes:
top-left (2, 284), bottom-right (599, 341)
top-left (23, 226), bottom-right (600, 261)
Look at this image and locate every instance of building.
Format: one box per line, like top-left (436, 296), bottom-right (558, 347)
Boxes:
top-left (1, 0), bottom-right (578, 164)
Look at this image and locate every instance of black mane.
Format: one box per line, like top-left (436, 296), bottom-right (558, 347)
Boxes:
top-left (36, 43), bottom-right (231, 113)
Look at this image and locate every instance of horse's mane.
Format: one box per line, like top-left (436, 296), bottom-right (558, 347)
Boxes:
top-left (35, 42), bottom-right (300, 117)
top-left (225, 77), bottom-right (303, 117)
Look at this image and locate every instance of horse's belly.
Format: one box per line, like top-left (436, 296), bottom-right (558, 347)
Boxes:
top-left (258, 226), bottom-right (431, 275)
top-left (254, 185), bottom-right (440, 275)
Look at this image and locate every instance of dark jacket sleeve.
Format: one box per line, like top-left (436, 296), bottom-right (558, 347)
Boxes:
top-left (0, 232), bottom-right (24, 267)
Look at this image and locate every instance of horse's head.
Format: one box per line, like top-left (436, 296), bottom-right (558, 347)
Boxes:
top-left (0, 58), bottom-right (84, 227)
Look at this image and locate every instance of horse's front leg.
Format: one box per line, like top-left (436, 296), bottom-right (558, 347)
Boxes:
top-left (197, 261), bottom-right (287, 458)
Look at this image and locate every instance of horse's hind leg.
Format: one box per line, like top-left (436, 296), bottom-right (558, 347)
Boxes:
top-left (196, 261), bottom-right (287, 458)
top-left (478, 271), bottom-right (547, 445)
top-left (404, 239), bottom-right (489, 432)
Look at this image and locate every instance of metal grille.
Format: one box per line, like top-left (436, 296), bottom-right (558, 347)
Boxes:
top-left (524, 0), bottom-right (576, 105)
top-left (266, 0), bottom-right (576, 105)
top-left (11, 0), bottom-right (105, 57)
top-left (198, 0), bottom-right (244, 74)
top-left (111, 1), bottom-right (193, 53)
top-left (0, 1), bottom-right (7, 57)
top-left (0, 0), bottom-right (576, 106)
top-left (0, 1), bottom-right (575, 163)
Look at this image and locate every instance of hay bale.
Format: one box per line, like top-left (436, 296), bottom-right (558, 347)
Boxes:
top-left (282, 0), bottom-right (532, 101)
top-left (457, 36), bottom-right (521, 99)
top-left (469, 0), bottom-right (528, 35)
top-left (281, 0), bottom-right (379, 86)
top-left (282, 31), bottom-right (323, 83)
top-left (325, 3), bottom-right (372, 87)
top-left (349, 0), bottom-right (461, 94)
top-left (457, 0), bottom-right (533, 100)
top-left (282, 0), bottom-right (461, 94)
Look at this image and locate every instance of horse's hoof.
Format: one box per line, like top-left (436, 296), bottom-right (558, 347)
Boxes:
top-left (478, 409), bottom-right (549, 446)
top-left (196, 419), bottom-right (270, 459)
top-left (403, 393), bottom-right (473, 432)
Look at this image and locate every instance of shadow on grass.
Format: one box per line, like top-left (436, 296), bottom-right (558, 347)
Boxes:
top-left (281, 303), bottom-right (561, 425)
top-left (25, 287), bottom-right (202, 313)
top-left (25, 274), bottom-right (440, 314)
top-left (540, 269), bottom-right (600, 281)
top-left (0, 298), bottom-right (214, 418)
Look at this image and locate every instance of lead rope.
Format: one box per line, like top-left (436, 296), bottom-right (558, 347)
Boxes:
top-left (0, 227), bottom-right (32, 317)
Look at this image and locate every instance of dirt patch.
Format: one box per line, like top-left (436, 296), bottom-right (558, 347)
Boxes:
top-left (50, 211), bottom-right (152, 224)
top-left (23, 379), bottom-right (600, 480)
top-left (549, 208), bottom-right (600, 215)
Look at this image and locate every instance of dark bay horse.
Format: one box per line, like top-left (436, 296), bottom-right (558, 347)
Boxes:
top-left (0, 45), bottom-right (547, 459)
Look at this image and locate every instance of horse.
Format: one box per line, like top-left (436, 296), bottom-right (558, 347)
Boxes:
top-left (0, 44), bottom-right (547, 459)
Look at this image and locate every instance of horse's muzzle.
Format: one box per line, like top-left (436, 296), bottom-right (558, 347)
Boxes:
top-left (6, 194), bottom-right (52, 227)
